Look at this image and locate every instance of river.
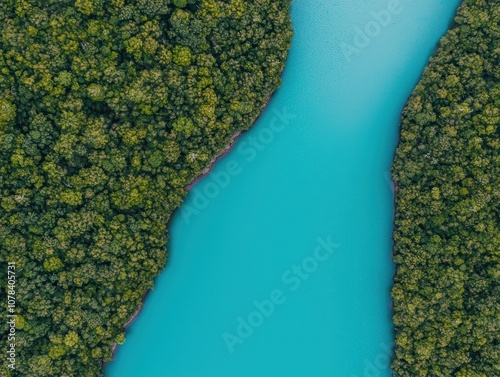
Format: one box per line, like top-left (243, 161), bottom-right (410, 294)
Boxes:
top-left (106, 0), bottom-right (461, 376)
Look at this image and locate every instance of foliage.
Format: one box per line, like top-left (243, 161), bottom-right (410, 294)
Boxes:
top-left (392, 1), bottom-right (499, 376)
top-left (0, 0), bottom-right (292, 375)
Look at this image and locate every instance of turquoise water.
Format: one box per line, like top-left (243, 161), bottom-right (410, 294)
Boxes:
top-left (106, 1), bottom-right (461, 376)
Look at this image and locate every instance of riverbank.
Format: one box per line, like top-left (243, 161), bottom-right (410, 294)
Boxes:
top-left (105, 90), bottom-right (276, 363)
top-left (184, 131), bottom-right (242, 191)
top-left (184, 94), bottom-right (272, 191)
top-left (104, 292), bottom-right (149, 365)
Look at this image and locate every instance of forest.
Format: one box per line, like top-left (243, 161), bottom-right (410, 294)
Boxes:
top-left (392, 0), bottom-right (499, 376)
top-left (0, 0), bottom-right (292, 375)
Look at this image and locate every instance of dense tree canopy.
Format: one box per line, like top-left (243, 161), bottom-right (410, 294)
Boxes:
top-left (392, 0), bottom-right (499, 376)
top-left (0, 0), bottom-right (292, 375)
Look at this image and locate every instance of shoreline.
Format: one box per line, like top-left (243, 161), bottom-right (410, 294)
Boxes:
top-left (184, 130), bottom-right (243, 191)
top-left (104, 292), bottom-right (149, 365)
top-left (184, 94), bottom-right (271, 192)
top-left (104, 92), bottom-right (275, 365)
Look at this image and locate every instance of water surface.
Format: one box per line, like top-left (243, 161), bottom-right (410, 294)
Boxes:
top-left (107, 1), bottom-right (461, 376)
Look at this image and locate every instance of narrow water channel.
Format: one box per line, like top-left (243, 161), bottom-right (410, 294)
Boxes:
top-left (107, 1), bottom-right (461, 376)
